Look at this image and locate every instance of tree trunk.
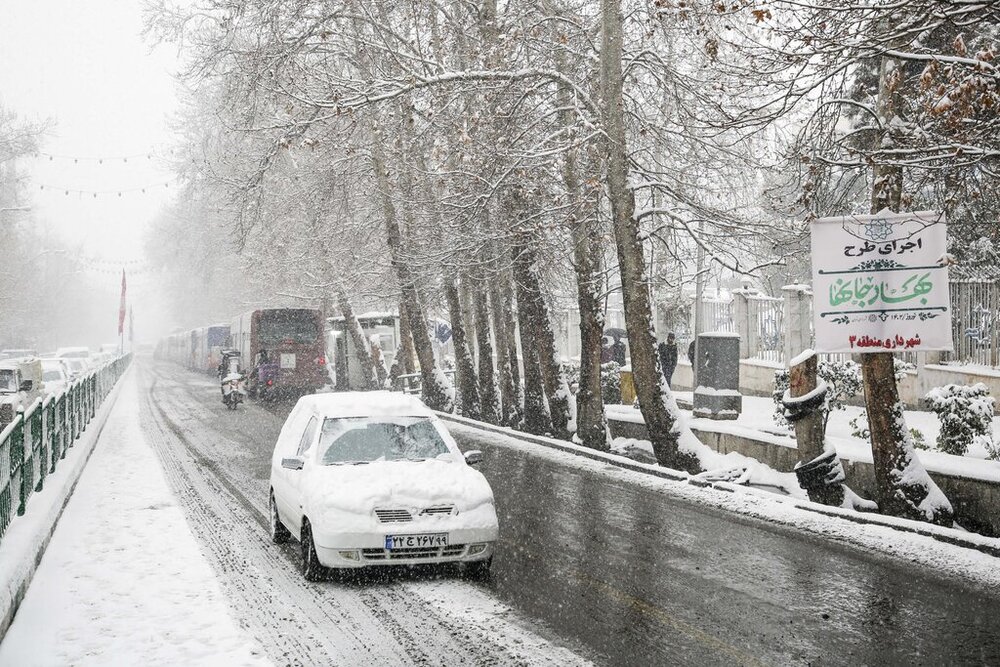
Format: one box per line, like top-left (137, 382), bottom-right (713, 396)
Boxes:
top-left (475, 282), bottom-right (501, 424)
top-left (444, 274), bottom-right (482, 419)
top-left (490, 273), bottom-right (519, 426)
top-left (514, 269), bottom-right (552, 435)
top-left (860, 55), bottom-right (952, 525)
top-left (599, 0), bottom-right (699, 471)
top-left (336, 291), bottom-right (378, 390)
top-left (512, 236), bottom-right (570, 439)
top-left (556, 67), bottom-right (609, 450)
top-left (398, 301), bottom-right (417, 375)
top-left (370, 123), bottom-right (453, 411)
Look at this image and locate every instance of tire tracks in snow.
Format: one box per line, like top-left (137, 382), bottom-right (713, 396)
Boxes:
top-left (137, 363), bottom-right (588, 666)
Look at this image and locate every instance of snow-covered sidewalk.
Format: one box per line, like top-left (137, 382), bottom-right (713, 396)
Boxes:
top-left (0, 371), bottom-right (269, 666)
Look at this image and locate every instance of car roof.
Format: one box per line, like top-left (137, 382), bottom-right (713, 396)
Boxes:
top-left (295, 391), bottom-right (436, 419)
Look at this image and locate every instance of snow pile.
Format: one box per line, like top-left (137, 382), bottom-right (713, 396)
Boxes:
top-left (611, 436), bottom-right (807, 499)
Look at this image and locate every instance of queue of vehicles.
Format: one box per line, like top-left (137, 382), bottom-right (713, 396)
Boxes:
top-left (155, 308), bottom-right (499, 580)
top-left (0, 347), bottom-right (114, 430)
top-left (155, 308), bottom-right (329, 399)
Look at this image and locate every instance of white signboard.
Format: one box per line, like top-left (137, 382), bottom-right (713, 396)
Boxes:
top-left (280, 353), bottom-right (296, 369)
top-left (811, 210), bottom-right (953, 353)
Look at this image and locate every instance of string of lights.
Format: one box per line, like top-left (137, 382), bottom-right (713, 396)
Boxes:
top-left (37, 181), bottom-right (174, 197)
top-left (30, 147), bottom-right (178, 164)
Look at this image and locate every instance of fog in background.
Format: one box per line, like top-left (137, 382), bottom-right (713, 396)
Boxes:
top-left (0, 0), bottom-right (181, 351)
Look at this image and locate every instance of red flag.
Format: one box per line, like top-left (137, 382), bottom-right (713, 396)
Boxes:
top-left (118, 270), bottom-right (127, 335)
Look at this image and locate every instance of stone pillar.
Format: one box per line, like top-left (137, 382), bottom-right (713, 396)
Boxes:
top-left (692, 332), bottom-right (742, 420)
top-left (782, 285), bottom-right (813, 364)
top-left (731, 287), bottom-right (758, 360)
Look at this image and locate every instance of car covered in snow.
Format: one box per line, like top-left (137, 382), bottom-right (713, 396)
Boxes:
top-left (40, 358), bottom-right (73, 395)
top-left (269, 392), bottom-right (498, 580)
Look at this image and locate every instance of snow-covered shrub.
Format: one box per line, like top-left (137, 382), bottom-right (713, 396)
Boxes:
top-left (772, 359), bottom-right (862, 431)
top-left (601, 362), bottom-right (622, 404)
top-left (563, 362), bottom-right (581, 390)
top-left (923, 383), bottom-right (995, 456)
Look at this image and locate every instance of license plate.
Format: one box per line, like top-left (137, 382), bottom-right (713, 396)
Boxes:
top-left (280, 353), bottom-right (296, 369)
top-left (385, 533), bottom-right (448, 550)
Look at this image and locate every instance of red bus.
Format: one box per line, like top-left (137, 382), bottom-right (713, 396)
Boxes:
top-left (230, 309), bottom-right (326, 397)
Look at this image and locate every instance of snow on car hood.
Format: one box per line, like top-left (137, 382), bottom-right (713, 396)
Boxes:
top-left (304, 459), bottom-right (494, 519)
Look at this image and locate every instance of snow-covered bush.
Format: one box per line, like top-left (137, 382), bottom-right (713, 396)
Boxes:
top-left (923, 383), bottom-right (995, 456)
top-left (601, 362), bottom-right (622, 404)
top-left (772, 359), bottom-right (862, 431)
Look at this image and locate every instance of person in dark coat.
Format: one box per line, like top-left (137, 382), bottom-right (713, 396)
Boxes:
top-left (611, 337), bottom-right (627, 366)
top-left (658, 333), bottom-right (678, 387)
top-left (687, 339), bottom-right (696, 368)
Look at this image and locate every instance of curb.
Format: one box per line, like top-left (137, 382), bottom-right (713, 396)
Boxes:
top-left (438, 412), bottom-right (1000, 559)
top-left (0, 366), bottom-right (130, 640)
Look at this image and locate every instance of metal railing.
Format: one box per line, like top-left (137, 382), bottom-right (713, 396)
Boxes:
top-left (396, 370), bottom-right (457, 395)
top-left (0, 354), bottom-right (131, 543)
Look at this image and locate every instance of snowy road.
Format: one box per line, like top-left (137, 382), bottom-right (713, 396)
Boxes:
top-left (136, 361), bottom-right (590, 666)
top-left (140, 361), bottom-right (1000, 666)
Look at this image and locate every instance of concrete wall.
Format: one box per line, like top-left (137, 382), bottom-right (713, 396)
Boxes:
top-left (607, 416), bottom-right (1000, 537)
top-left (899, 364), bottom-right (1000, 414)
top-left (671, 358), bottom-right (778, 397)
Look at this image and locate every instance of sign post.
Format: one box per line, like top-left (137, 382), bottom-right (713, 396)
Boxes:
top-left (811, 210), bottom-right (953, 354)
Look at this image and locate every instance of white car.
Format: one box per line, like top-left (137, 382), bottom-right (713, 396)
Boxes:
top-left (269, 392), bottom-right (499, 581)
top-left (40, 358), bottom-right (72, 395)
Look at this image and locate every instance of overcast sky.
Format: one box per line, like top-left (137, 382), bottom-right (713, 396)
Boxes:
top-left (0, 0), bottom-right (181, 342)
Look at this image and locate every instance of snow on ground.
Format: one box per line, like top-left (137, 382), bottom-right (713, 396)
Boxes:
top-left (0, 372), bottom-right (269, 667)
top-left (609, 392), bottom-right (1000, 483)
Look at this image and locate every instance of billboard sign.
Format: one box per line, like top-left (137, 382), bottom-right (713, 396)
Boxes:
top-left (811, 210), bottom-right (953, 353)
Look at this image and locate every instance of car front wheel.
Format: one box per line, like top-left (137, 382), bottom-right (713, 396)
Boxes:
top-left (269, 493), bottom-right (290, 544)
top-left (300, 521), bottom-right (324, 581)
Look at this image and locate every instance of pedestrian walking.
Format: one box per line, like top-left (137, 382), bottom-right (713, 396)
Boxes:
top-left (658, 333), bottom-right (678, 388)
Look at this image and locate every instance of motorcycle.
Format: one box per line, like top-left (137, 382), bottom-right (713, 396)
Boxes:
top-left (218, 349), bottom-right (246, 410)
top-left (222, 372), bottom-right (246, 410)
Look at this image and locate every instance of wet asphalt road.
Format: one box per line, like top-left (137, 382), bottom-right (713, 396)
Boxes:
top-left (145, 360), bottom-right (1000, 666)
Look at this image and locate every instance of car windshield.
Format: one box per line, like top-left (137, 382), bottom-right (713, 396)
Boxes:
top-left (0, 369), bottom-right (15, 392)
top-left (317, 416), bottom-right (451, 465)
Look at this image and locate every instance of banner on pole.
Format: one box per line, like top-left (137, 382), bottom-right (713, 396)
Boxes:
top-left (810, 210), bottom-right (953, 353)
top-left (118, 270), bottom-right (127, 336)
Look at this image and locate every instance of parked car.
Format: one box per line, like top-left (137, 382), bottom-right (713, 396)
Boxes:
top-left (269, 392), bottom-right (498, 581)
top-left (40, 358), bottom-right (72, 395)
top-left (63, 358), bottom-right (88, 379)
top-left (0, 358), bottom-right (44, 428)
top-left (55, 347), bottom-right (93, 369)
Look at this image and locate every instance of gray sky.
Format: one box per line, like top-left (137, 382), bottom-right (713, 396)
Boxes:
top-left (0, 0), bottom-right (181, 342)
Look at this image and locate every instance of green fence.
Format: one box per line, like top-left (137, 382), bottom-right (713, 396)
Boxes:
top-left (0, 354), bottom-right (131, 543)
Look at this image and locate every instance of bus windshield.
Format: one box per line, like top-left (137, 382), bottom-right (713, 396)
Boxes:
top-left (259, 310), bottom-right (319, 345)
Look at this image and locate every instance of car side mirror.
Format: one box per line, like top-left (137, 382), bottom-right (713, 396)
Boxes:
top-left (464, 450), bottom-right (483, 466)
top-left (281, 457), bottom-right (304, 471)
top-left (19, 380), bottom-right (32, 392)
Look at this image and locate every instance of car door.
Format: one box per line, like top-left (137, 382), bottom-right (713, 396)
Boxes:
top-left (272, 405), bottom-right (311, 526)
top-left (284, 415), bottom-right (320, 535)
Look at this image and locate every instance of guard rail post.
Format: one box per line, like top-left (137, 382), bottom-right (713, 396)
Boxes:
top-left (30, 403), bottom-right (44, 493)
top-left (46, 398), bottom-right (57, 473)
top-left (12, 420), bottom-right (25, 517)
